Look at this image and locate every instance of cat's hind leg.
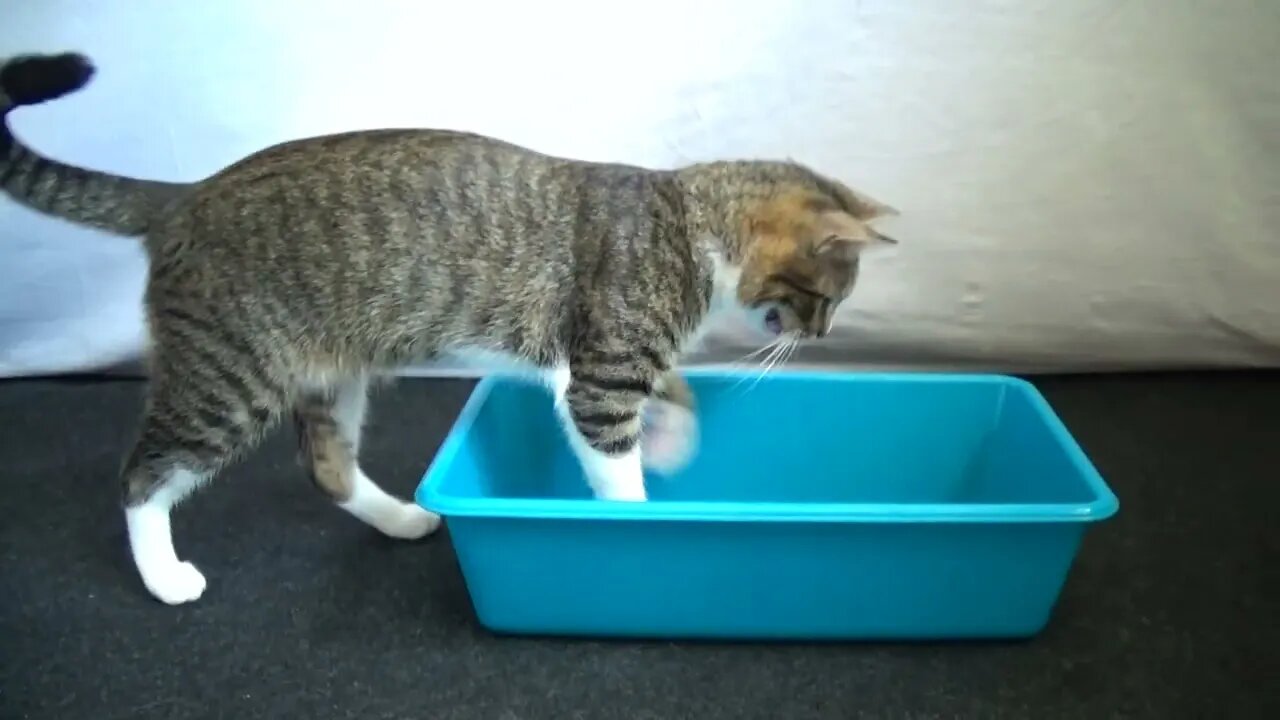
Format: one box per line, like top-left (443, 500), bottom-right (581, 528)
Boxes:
top-left (294, 375), bottom-right (440, 539)
top-left (122, 338), bottom-right (286, 605)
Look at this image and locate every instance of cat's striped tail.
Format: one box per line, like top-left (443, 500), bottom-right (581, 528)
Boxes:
top-left (0, 52), bottom-right (186, 236)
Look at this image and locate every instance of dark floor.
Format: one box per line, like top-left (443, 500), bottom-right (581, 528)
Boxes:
top-left (1, 373), bottom-right (1277, 719)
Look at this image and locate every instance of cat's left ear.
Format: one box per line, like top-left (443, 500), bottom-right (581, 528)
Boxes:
top-left (829, 184), bottom-right (899, 222)
top-left (868, 228), bottom-right (898, 245)
top-left (814, 212), bottom-right (898, 260)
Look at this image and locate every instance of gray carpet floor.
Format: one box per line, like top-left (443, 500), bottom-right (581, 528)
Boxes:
top-left (1, 373), bottom-right (1277, 719)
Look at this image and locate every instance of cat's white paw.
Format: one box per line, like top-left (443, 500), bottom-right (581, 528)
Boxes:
top-left (597, 485), bottom-right (648, 502)
top-left (579, 447), bottom-right (648, 501)
top-left (642, 400), bottom-right (699, 475)
top-left (144, 560), bottom-right (207, 606)
top-left (340, 470), bottom-right (441, 539)
top-left (377, 503), bottom-right (442, 540)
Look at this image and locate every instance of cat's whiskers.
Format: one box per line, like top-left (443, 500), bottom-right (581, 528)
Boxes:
top-left (726, 337), bottom-right (783, 370)
top-left (755, 335), bottom-right (800, 392)
top-left (739, 345), bottom-right (785, 394)
top-left (733, 333), bottom-right (798, 395)
top-left (726, 336), bottom-right (786, 389)
top-left (769, 334), bottom-right (799, 373)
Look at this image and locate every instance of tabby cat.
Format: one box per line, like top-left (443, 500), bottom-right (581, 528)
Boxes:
top-left (0, 53), bottom-right (898, 605)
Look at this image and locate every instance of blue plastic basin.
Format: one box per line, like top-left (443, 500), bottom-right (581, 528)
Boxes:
top-left (415, 370), bottom-right (1118, 640)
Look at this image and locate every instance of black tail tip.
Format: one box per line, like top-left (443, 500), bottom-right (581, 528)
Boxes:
top-left (1, 52), bottom-right (95, 107)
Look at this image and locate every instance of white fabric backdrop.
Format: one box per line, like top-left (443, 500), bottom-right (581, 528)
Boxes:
top-left (2, 0), bottom-right (1278, 377)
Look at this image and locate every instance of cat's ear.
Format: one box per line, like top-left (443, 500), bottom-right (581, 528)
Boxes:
top-left (869, 228), bottom-right (898, 245)
top-left (814, 212), bottom-right (898, 260)
top-left (835, 187), bottom-right (899, 221)
top-left (814, 233), bottom-right (896, 261)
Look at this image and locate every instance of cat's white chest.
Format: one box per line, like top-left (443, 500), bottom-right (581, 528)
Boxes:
top-left (682, 251), bottom-right (750, 354)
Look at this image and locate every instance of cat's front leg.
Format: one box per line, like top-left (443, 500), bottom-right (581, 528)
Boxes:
top-left (570, 437), bottom-right (647, 502)
top-left (558, 365), bottom-right (650, 501)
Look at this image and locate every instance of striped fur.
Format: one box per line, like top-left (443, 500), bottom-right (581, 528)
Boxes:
top-left (0, 53), bottom-right (185, 235)
top-left (1, 52), bottom-right (898, 604)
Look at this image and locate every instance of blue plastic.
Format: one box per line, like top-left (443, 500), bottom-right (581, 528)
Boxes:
top-left (415, 370), bottom-right (1118, 640)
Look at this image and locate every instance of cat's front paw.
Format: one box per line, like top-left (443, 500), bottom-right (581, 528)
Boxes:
top-left (596, 484), bottom-right (647, 502)
top-left (641, 399), bottom-right (699, 476)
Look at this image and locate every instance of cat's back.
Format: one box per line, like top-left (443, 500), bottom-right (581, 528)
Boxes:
top-left (151, 128), bottom-right (574, 262)
top-left (197, 128), bottom-right (551, 192)
top-left (158, 127), bottom-right (667, 262)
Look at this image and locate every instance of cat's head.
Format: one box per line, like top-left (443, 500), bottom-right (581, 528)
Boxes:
top-left (728, 165), bottom-right (897, 340)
